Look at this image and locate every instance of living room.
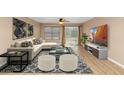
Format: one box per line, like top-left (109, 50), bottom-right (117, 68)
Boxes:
top-left (0, 17), bottom-right (124, 74)
top-left (1, 0), bottom-right (124, 93)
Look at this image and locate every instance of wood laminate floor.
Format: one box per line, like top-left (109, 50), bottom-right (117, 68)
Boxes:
top-left (73, 46), bottom-right (124, 75)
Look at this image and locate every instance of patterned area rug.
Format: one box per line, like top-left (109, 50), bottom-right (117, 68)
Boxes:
top-left (0, 47), bottom-right (93, 74)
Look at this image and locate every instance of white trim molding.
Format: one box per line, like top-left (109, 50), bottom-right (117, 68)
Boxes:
top-left (108, 57), bottom-right (124, 69)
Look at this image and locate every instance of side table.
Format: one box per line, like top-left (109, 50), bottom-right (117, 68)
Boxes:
top-left (0, 51), bottom-right (29, 72)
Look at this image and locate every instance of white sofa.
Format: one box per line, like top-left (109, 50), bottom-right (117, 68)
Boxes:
top-left (7, 38), bottom-right (58, 63)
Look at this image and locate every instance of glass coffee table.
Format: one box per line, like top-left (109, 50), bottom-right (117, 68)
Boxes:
top-left (49, 47), bottom-right (71, 61)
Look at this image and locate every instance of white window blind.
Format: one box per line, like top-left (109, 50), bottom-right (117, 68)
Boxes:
top-left (44, 26), bottom-right (60, 40)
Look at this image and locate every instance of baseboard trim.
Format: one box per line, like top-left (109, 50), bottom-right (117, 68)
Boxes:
top-left (108, 57), bottom-right (124, 69)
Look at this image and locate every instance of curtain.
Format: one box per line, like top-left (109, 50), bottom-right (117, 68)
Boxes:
top-left (78, 26), bottom-right (81, 45)
top-left (61, 26), bottom-right (65, 47)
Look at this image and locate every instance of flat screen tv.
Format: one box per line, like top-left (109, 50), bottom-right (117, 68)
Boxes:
top-left (89, 24), bottom-right (108, 47)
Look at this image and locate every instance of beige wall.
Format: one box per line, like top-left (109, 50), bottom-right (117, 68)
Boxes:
top-left (0, 17), bottom-right (41, 54)
top-left (83, 17), bottom-right (124, 65)
top-left (0, 17), bottom-right (12, 54)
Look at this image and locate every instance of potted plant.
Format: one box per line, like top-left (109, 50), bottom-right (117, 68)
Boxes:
top-left (80, 33), bottom-right (88, 47)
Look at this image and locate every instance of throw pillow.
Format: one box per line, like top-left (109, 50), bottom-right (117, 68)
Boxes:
top-left (39, 38), bottom-right (43, 43)
top-left (21, 41), bottom-right (29, 47)
top-left (14, 42), bottom-right (21, 47)
top-left (33, 38), bottom-right (42, 45)
top-left (33, 39), bottom-right (37, 45)
top-left (28, 41), bottom-right (33, 47)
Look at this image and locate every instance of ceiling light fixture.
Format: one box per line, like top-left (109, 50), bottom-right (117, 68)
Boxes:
top-left (59, 21), bottom-right (64, 25)
top-left (59, 18), bottom-right (64, 25)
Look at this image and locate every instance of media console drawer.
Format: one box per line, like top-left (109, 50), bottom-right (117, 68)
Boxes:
top-left (92, 48), bottom-right (99, 58)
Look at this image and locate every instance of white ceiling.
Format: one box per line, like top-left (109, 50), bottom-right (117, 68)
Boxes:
top-left (29, 17), bottom-right (93, 24)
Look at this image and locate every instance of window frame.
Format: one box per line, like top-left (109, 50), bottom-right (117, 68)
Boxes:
top-left (44, 26), bottom-right (60, 40)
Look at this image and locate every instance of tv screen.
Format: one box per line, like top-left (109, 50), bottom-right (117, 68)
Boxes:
top-left (90, 24), bottom-right (107, 46)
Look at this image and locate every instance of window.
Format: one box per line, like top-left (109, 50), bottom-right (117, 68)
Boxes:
top-left (44, 26), bottom-right (60, 40)
top-left (65, 27), bottom-right (78, 46)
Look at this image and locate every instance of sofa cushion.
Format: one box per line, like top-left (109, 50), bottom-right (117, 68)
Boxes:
top-left (14, 42), bottom-right (21, 47)
top-left (42, 42), bottom-right (57, 47)
top-left (33, 44), bottom-right (42, 53)
top-left (21, 41), bottom-right (33, 47)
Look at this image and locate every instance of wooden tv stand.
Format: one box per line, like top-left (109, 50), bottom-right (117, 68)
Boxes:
top-left (85, 43), bottom-right (108, 60)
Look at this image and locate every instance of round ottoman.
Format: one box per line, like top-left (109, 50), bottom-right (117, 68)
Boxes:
top-left (59, 54), bottom-right (78, 72)
top-left (38, 55), bottom-right (56, 71)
